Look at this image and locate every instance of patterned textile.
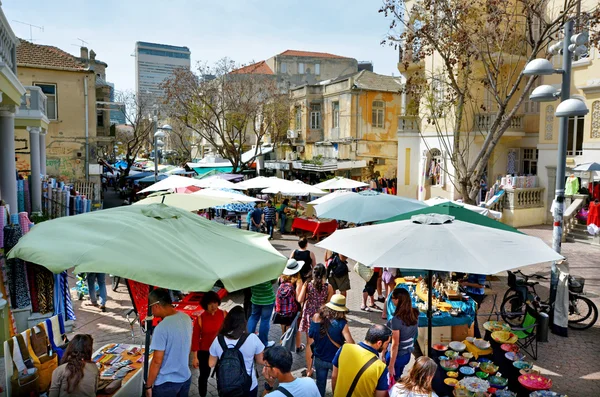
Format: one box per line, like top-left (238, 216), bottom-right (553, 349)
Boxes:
top-left (299, 282), bottom-right (330, 333)
top-left (26, 263), bottom-right (40, 313)
top-left (18, 212), bottom-right (31, 235)
top-left (53, 274), bottom-right (64, 319)
top-left (63, 271), bottom-right (75, 321)
top-left (17, 179), bottom-right (25, 213)
top-left (0, 205), bottom-right (4, 249)
top-left (4, 225), bottom-right (31, 309)
top-left (0, 254), bottom-right (18, 336)
top-left (32, 264), bottom-right (54, 314)
top-left (214, 188), bottom-right (256, 213)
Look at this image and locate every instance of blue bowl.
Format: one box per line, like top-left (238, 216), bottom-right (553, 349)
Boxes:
top-left (459, 366), bottom-right (475, 375)
top-left (478, 357), bottom-right (492, 363)
top-left (439, 356), bottom-right (449, 361)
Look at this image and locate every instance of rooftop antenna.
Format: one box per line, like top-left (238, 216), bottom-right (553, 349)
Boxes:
top-left (12, 20), bottom-right (44, 42)
top-left (76, 38), bottom-right (89, 47)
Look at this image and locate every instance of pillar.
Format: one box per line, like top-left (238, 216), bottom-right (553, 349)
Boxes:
top-left (28, 127), bottom-right (42, 213)
top-left (0, 107), bottom-right (17, 215)
top-left (39, 130), bottom-right (47, 176)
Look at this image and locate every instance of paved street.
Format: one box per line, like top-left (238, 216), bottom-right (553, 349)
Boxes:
top-left (1, 195), bottom-right (599, 396)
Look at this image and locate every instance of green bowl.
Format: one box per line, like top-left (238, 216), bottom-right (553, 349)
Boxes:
top-left (445, 350), bottom-right (459, 359)
top-left (476, 371), bottom-right (489, 379)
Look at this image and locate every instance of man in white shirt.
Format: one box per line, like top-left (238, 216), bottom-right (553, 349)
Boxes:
top-left (262, 346), bottom-right (320, 397)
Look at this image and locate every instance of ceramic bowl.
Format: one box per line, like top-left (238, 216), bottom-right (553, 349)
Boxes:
top-left (469, 361), bottom-right (480, 368)
top-left (459, 366), bottom-right (475, 375)
top-left (447, 371), bottom-right (459, 378)
top-left (440, 359), bottom-right (459, 371)
top-left (473, 339), bottom-right (491, 350)
top-left (491, 331), bottom-right (518, 344)
top-left (445, 378), bottom-right (459, 387)
top-left (489, 376), bottom-right (508, 389)
top-left (449, 341), bottom-right (466, 352)
top-left (518, 374), bottom-right (553, 391)
top-left (476, 371), bottom-right (489, 379)
top-left (466, 336), bottom-right (476, 343)
top-left (495, 390), bottom-right (517, 397)
top-left (462, 352), bottom-right (474, 359)
top-left (479, 362), bottom-right (499, 375)
top-left (439, 355), bottom-right (449, 361)
top-left (445, 350), bottom-right (459, 359)
top-left (433, 343), bottom-right (448, 352)
top-left (500, 343), bottom-right (520, 353)
top-left (505, 351), bottom-right (526, 361)
top-left (477, 357), bottom-right (491, 363)
top-left (513, 361), bottom-right (533, 370)
top-left (455, 357), bottom-right (469, 366)
top-left (528, 391), bottom-right (566, 397)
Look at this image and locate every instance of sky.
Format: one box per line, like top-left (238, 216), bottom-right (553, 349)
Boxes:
top-left (4, 0), bottom-right (400, 93)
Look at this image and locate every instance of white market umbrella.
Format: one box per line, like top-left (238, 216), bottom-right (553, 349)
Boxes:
top-left (573, 162), bottom-right (600, 172)
top-left (316, 213), bottom-right (563, 355)
top-left (315, 190), bottom-right (427, 223)
top-left (195, 176), bottom-right (242, 190)
top-left (262, 179), bottom-right (326, 196)
top-left (194, 188), bottom-right (263, 203)
top-left (425, 197), bottom-right (502, 220)
top-left (138, 175), bottom-right (206, 194)
top-left (308, 190), bottom-right (356, 205)
top-left (134, 193), bottom-right (236, 211)
top-left (235, 176), bottom-right (286, 190)
top-left (313, 176), bottom-right (368, 190)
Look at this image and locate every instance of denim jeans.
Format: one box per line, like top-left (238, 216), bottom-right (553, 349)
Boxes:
top-left (385, 350), bottom-right (411, 381)
top-left (247, 303), bottom-right (274, 346)
top-left (153, 376), bottom-right (192, 397)
top-left (266, 220), bottom-right (275, 238)
top-left (279, 213), bottom-right (287, 233)
top-left (314, 357), bottom-right (333, 397)
top-left (250, 224), bottom-right (260, 232)
top-left (86, 273), bottom-right (107, 305)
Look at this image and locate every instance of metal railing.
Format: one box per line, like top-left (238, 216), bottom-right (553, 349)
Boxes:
top-left (504, 187), bottom-right (545, 209)
top-left (0, 7), bottom-right (18, 73)
top-left (475, 113), bottom-right (524, 132)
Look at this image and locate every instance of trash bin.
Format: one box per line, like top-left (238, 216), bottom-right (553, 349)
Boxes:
top-left (537, 312), bottom-right (549, 342)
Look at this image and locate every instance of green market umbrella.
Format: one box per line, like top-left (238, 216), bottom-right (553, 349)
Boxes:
top-left (7, 203), bottom-right (286, 292)
top-left (378, 202), bottom-right (521, 233)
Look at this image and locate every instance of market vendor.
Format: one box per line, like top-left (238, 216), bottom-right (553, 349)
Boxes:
top-left (460, 273), bottom-right (486, 337)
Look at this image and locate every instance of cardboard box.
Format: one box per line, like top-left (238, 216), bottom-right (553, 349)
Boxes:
top-left (417, 326), bottom-right (452, 356)
top-left (451, 323), bottom-right (475, 341)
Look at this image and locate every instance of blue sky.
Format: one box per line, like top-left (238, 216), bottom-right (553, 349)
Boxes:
top-left (4, 0), bottom-right (400, 93)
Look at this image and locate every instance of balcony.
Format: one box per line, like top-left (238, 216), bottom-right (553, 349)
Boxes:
top-left (0, 8), bottom-right (25, 106)
top-left (474, 113), bottom-right (524, 134)
top-left (306, 129), bottom-right (324, 143)
top-left (397, 116), bottom-right (420, 134)
top-left (15, 86), bottom-right (49, 129)
top-left (504, 187), bottom-right (545, 209)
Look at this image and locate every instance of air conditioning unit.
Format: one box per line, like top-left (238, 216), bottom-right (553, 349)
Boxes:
top-left (373, 158), bottom-right (386, 165)
top-left (287, 130), bottom-right (298, 139)
top-left (296, 145), bottom-right (305, 153)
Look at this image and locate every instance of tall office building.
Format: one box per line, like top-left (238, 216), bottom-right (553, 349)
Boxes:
top-left (134, 41), bottom-right (191, 104)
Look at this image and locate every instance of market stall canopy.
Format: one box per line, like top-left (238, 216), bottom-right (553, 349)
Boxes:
top-left (194, 176), bottom-right (243, 189)
top-left (133, 192), bottom-right (235, 211)
top-left (316, 213), bottom-right (562, 274)
top-left (7, 203), bottom-right (287, 292)
top-left (313, 177), bottom-right (368, 190)
top-left (315, 190), bottom-right (427, 223)
top-left (308, 190), bottom-right (356, 205)
top-left (194, 188), bottom-right (263, 203)
top-left (138, 173), bottom-right (168, 183)
top-left (138, 175), bottom-right (206, 194)
top-left (235, 176), bottom-right (287, 190)
top-left (379, 202), bottom-right (518, 233)
top-left (424, 197), bottom-right (502, 220)
top-left (573, 162), bottom-right (600, 172)
top-left (262, 179), bottom-right (326, 196)
top-left (125, 171), bottom-right (153, 180)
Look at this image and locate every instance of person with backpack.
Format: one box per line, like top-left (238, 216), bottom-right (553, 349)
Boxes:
top-left (274, 259), bottom-right (304, 352)
top-left (262, 346), bottom-right (320, 397)
top-left (209, 306), bottom-right (265, 397)
top-left (290, 237), bottom-right (316, 282)
top-left (331, 324), bottom-right (392, 397)
top-left (327, 253), bottom-right (351, 299)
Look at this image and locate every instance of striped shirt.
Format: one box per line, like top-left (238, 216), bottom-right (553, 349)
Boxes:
top-left (263, 206), bottom-right (277, 222)
top-left (251, 281), bottom-right (276, 305)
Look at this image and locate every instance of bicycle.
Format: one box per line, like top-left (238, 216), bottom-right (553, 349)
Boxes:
top-left (500, 270), bottom-right (598, 331)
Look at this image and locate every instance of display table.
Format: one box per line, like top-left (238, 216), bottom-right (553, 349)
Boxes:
top-left (291, 217), bottom-right (337, 240)
top-left (92, 343), bottom-right (152, 396)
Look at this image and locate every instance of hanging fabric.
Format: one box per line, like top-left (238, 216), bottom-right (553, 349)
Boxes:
top-left (4, 225), bottom-right (31, 309)
top-left (62, 271), bottom-right (75, 321)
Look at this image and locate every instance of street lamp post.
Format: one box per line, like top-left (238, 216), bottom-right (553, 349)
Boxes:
top-left (153, 124), bottom-right (172, 182)
top-left (524, 19), bottom-right (589, 334)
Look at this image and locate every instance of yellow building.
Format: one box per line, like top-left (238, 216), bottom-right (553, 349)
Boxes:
top-left (15, 40), bottom-right (111, 183)
top-left (266, 70), bottom-right (402, 181)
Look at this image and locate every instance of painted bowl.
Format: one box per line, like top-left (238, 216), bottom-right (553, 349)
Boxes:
top-left (466, 336), bottom-right (476, 343)
top-left (501, 343), bottom-right (520, 353)
top-left (473, 339), bottom-right (491, 350)
top-left (433, 343), bottom-right (448, 352)
top-left (476, 371), bottom-right (489, 379)
top-left (455, 357), bottom-right (469, 366)
top-left (469, 361), bottom-right (480, 368)
top-left (518, 374), bottom-right (552, 391)
top-left (513, 360), bottom-right (533, 370)
top-left (479, 362), bottom-right (499, 375)
top-left (489, 376), bottom-right (509, 389)
top-left (462, 352), bottom-right (474, 359)
top-left (445, 350), bottom-right (459, 359)
top-left (495, 390), bottom-right (517, 397)
top-left (477, 357), bottom-right (492, 363)
top-left (505, 351), bottom-right (526, 361)
top-left (483, 320), bottom-right (511, 332)
top-left (491, 331), bottom-right (518, 344)
top-left (439, 355), bottom-right (450, 361)
top-left (444, 378), bottom-right (459, 387)
top-left (447, 371), bottom-right (459, 378)
top-left (459, 366), bottom-right (475, 375)
top-left (440, 359), bottom-right (459, 371)
top-left (449, 341), bottom-right (466, 352)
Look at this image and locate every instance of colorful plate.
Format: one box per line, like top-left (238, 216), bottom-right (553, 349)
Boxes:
top-left (478, 357), bottom-right (492, 363)
top-left (480, 362), bottom-right (499, 375)
top-left (447, 371), bottom-right (459, 378)
top-left (458, 376), bottom-right (490, 393)
top-left (460, 366), bottom-right (475, 375)
top-left (518, 374), bottom-right (553, 391)
top-left (483, 320), bottom-right (511, 332)
top-left (433, 343), bottom-right (448, 351)
top-left (449, 341), bottom-right (466, 352)
top-left (440, 359), bottom-right (459, 371)
top-left (473, 339), bottom-right (491, 350)
top-left (444, 378), bottom-right (459, 387)
top-left (501, 343), bottom-right (520, 353)
top-left (505, 351), bottom-right (526, 361)
top-left (513, 361), bottom-right (533, 370)
top-left (462, 352), bottom-right (474, 359)
top-left (495, 390), bottom-right (517, 397)
top-left (469, 361), bottom-right (480, 368)
top-left (491, 331), bottom-right (518, 344)
top-left (439, 355), bottom-right (449, 361)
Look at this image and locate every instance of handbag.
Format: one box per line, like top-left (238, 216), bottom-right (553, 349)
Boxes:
top-left (354, 262), bottom-right (374, 282)
top-left (29, 327), bottom-right (49, 358)
top-left (97, 379), bottom-right (122, 394)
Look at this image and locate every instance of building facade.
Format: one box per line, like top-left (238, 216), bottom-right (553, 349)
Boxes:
top-left (135, 41), bottom-right (190, 103)
top-left (266, 70), bottom-right (402, 180)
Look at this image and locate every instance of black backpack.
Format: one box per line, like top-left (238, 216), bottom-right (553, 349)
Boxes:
top-left (330, 256), bottom-right (349, 277)
top-left (216, 334), bottom-right (252, 397)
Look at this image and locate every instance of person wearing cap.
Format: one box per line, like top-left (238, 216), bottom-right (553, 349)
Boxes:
top-left (331, 324), bottom-right (392, 397)
top-left (309, 294), bottom-right (354, 397)
top-left (274, 259), bottom-right (305, 352)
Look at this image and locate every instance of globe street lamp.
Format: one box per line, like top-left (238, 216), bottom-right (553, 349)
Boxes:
top-left (524, 19), bottom-right (589, 334)
top-left (153, 124), bottom-right (172, 182)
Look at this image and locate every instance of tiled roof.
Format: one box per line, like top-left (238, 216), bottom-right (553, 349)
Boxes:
top-left (230, 60), bottom-right (273, 75)
top-left (16, 39), bottom-right (87, 71)
top-left (353, 70), bottom-right (403, 92)
top-left (279, 50), bottom-right (349, 59)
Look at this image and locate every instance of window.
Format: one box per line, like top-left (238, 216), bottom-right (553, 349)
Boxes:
top-left (97, 110), bottom-right (104, 127)
top-left (281, 63), bottom-right (287, 73)
top-left (310, 103), bottom-right (321, 129)
top-left (431, 75), bottom-right (446, 116)
top-left (567, 116), bottom-right (585, 156)
top-left (332, 102), bottom-right (340, 129)
top-left (523, 80), bottom-right (541, 114)
top-left (315, 63), bottom-right (320, 75)
top-left (522, 148), bottom-right (538, 175)
top-left (298, 63), bottom-right (305, 74)
top-left (295, 107), bottom-right (302, 130)
top-left (372, 100), bottom-right (385, 128)
top-left (34, 83), bottom-right (57, 120)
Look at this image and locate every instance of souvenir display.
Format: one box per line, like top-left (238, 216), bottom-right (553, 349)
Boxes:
top-left (519, 374), bottom-right (553, 391)
top-left (445, 378), bottom-right (459, 387)
top-left (483, 321), bottom-right (512, 332)
top-left (479, 362), bottom-right (499, 375)
top-left (446, 350), bottom-right (459, 359)
top-left (440, 359), bottom-right (459, 371)
top-left (489, 376), bottom-right (509, 389)
top-left (433, 343), bottom-right (448, 352)
top-left (458, 376), bottom-right (490, 393)
top-left (447, 371), bottom-right (459, 378)
top-left (460, 366), bottom-right (475, 375)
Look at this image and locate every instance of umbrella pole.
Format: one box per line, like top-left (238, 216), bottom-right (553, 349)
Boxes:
top-left (427, 270), bottom-right (433, 358)
top-left (143, 285), bottom-right (154, 392)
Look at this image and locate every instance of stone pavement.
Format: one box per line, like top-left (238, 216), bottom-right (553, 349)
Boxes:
top-left (1, 209), bottom-right (599, 396)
